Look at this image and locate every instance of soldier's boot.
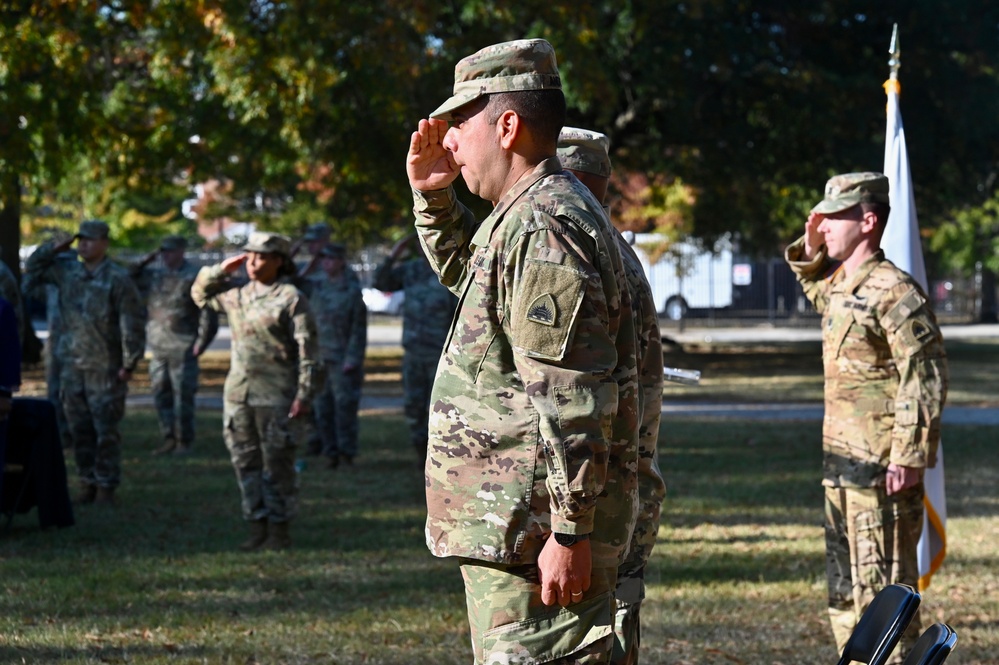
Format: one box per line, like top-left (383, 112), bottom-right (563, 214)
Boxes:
top-left (173, 441), bottom-right (193, 456)
top-left (263, 521), bottom-right (291, 551)
top-left (152, 437), bottom-right (177, 456)
top-left (94, 487), bottom-right (117, 506)
top-left (76, 483), bottom-right (97, 505)
top-left (239, 519), bottom-right (269, 551)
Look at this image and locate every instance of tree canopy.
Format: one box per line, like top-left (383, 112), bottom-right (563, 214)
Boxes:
top-left (2, 1), bottom-right (997, 275)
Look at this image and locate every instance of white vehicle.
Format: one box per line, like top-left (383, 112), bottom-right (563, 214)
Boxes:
top-left (362, 287), bottom-right (405, 315)
top-left (630, 234), bottom-right (734, 319)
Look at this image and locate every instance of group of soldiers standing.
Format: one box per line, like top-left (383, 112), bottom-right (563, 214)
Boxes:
top-left (15, 220), bottom-right (456, 550)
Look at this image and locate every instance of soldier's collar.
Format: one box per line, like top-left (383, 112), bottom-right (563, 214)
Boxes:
top-left (843, 249), bottom-right (886, 294)
top-left (471, 157), bottom-right (562, 249)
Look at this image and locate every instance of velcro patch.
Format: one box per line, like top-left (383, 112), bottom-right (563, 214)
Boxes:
top-left (512, 259), bottom-right (586, 361)
top-left (881, 287), bottom-right (926, 333)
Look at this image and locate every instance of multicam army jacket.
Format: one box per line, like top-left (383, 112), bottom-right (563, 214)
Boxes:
top-left (191, 266), bottom-right (318, 407)
top-left (786, 238), bottom-right (948, 488)
top-left (298, 273), bottom-right (367, 366)
top-left (131, 260), bottom-right (219, 357)
top-left (25, 242), bottom-right (146, 373)
top-left (615, 236), bottom-right (666, 602)
top-left (413, 157), bottom-right (640, 568)
top-left (372, 254), bottom-right (457, 358)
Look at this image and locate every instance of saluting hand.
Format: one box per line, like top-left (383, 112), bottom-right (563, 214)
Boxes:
top-left (803, 212), bottom-right (824, 260)
top-left (406, 118), bottom-right (459, 192)
top-left (221, 254), bottom-right (248, 273)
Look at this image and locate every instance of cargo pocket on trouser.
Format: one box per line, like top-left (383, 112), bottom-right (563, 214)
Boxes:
top-left (480, 593), bottom-right (614, 665)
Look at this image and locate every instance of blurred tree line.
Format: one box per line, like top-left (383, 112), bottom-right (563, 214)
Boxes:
top-left (2, 1), bottom-right (998, 288)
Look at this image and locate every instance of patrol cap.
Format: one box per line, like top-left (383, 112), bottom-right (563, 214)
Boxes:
top-left (430, 38), bottom-right (562, 121)
top-left (318, 242), bottom-right (347, 259)
top-left (159, 235), bottom-right (188, 251)
top-left (302, 222), bottom-right (331, 241)
top-left (557, 127), bottom-right (612, 178)
top-left (243, 231), bottom-right (291, 258)
top-left (812, 172), bottom-right (891, 215)
top-left (78, 220), bottom-right (110, 239)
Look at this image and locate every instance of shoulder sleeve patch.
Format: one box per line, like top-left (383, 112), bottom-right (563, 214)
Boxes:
top-left (512, 258), bottom-right (586, 361)
top-left (879, 286), bottom-right (926, 333)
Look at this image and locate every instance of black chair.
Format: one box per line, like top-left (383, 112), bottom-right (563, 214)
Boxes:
top-left (837, 583), bottom-right (921, 665)
top-left (901, 623), bottom-right (957, 665)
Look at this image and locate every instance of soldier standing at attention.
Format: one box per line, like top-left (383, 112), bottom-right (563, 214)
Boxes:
top-left (406, 39), bottom-right (640, 664)
top-left (131, 235), bottom-right (218, 456)
top-left (302, 242), bottom-right (367, 469)
top-left (191, 231), bottom-right (318, 551)
top-left (557, 127), bottom-right (666, 665)
top-left (24, 220), bottom-right (146, 506)
top-left (371, 233), bottom-right (456, 465)
top-left (785, 173), bottom-right (948, 664)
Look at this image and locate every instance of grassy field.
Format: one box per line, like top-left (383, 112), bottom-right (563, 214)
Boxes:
top-left (2, 337), bottom-right (997, 663)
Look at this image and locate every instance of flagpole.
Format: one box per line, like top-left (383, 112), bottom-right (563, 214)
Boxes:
top-left (881, 23), bottom-right (947, 592)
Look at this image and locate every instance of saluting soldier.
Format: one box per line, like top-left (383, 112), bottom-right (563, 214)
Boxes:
top-left (786, 173), bottom-right (948, 664)
top-left (24, 220), bottom-right (146, 506)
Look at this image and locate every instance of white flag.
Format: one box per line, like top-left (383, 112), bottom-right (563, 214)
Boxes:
top-left (882, 77), bottom-right (947, 591)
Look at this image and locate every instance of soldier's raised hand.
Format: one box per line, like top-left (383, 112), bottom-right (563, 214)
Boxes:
top-left (221, 254), bottom-right (248, 274)
top-left (803, 212), bottom-right (825, 260)
top-left (406, 118), bottom-right (459, 192)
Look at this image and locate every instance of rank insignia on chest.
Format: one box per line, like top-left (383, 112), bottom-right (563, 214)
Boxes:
top-left (527, 293), bottom-right (557, 326)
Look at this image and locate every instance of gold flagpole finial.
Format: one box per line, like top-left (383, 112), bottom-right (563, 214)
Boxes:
top-left (888, 23), bottom-right (901, 80)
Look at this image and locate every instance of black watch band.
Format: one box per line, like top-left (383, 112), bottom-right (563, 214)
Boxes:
top-left (553, 532), bottom-right (590, 547)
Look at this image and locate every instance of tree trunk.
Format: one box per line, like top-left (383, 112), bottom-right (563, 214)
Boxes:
top-left (0, 172), bottom-right (21, 279)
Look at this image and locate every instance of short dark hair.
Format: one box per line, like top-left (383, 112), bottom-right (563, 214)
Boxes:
top-left (485, 89), bottom-right (566, 146)
top-left (860, 201), bottom-right (891, 225)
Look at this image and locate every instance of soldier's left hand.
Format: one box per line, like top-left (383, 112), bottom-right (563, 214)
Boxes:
top-left (886, 463), bottom-right (923, 494)
top-left (537, 534), bottom-right (592, 607)
top-left (118, 368), bottom-right (133, 383)
top-left (288, 398), bottom-right (308, 419)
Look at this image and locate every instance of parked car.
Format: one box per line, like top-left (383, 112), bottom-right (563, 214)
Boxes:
top-left (362, 287), bottom-right (405, 315)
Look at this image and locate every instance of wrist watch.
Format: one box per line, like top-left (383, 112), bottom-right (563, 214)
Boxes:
top-left (553, 532), bottom-right (590, 547)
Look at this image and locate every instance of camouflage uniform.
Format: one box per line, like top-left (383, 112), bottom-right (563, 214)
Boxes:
top-left (786, 173), bottom-right (948, 663)
top-left (372, 251), bottom-right (457, 460)
top-left (22, 256), bottom-right (75, 449)
top-left (191, 239), bottom-right (318, 525)
top-left (558, 127), bottom-right (666, 665)
top-left (24, 228), bottom-right (146, 492)
top-left (131, 242), bottom-right (218, 452)
top-left (299, 244), bottom-right (367, 463)
top-left (415, 38), bottom-right (640, 665)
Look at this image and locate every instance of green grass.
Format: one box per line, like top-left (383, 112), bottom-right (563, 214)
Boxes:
top-left (2, 339), bottom-right (997, 663)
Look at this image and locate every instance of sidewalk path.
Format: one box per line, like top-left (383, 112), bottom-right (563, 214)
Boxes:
top-left (126, 393), bottom-right (999, 426)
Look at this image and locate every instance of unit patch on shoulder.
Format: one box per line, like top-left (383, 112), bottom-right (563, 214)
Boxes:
top-left (527, 294), bottom-right (557, 326)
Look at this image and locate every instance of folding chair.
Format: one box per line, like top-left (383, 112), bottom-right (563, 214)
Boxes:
top-left (901, 623), bottom-right (957, 665)
top-left (836, 583), bottom-right (921, 665)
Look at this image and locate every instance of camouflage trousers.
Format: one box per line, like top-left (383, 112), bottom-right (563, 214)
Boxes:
top-left (61, 367), bottom-right (127, 489)
top-left (149, 350), bottom-right (199, 445)
top-left (459, 559), bottom-right (617, 665)
top-left (611, 574), bottom-right (644, 665)
top-left (45, 341), bottom-right (72, 448)
top-left (825, 484), bottom-right (924, 664)
top-left (402, 352), bottom-right (436, 451)
top-left (312, 361), bottom-right (363, 459)
top-left (222, 401), bottom-right (298, 523)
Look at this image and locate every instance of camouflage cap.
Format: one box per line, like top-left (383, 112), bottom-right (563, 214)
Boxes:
top-left (78, 219), bottom-right (110, 239)
top-left (302, 222), bottom-right (331, 241)
top-left (243, 231), bottom-right (291, 258)
top-left (430, 38), bottom-right (562, 121)
top-left (557, 126), bottom-right (612, 178)
top-left (318, 242), bottom-right (347, 259)
top-left (159, 235), bottom-right (188, 251)
top-left (812, 172), bottom-right (891, 215)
